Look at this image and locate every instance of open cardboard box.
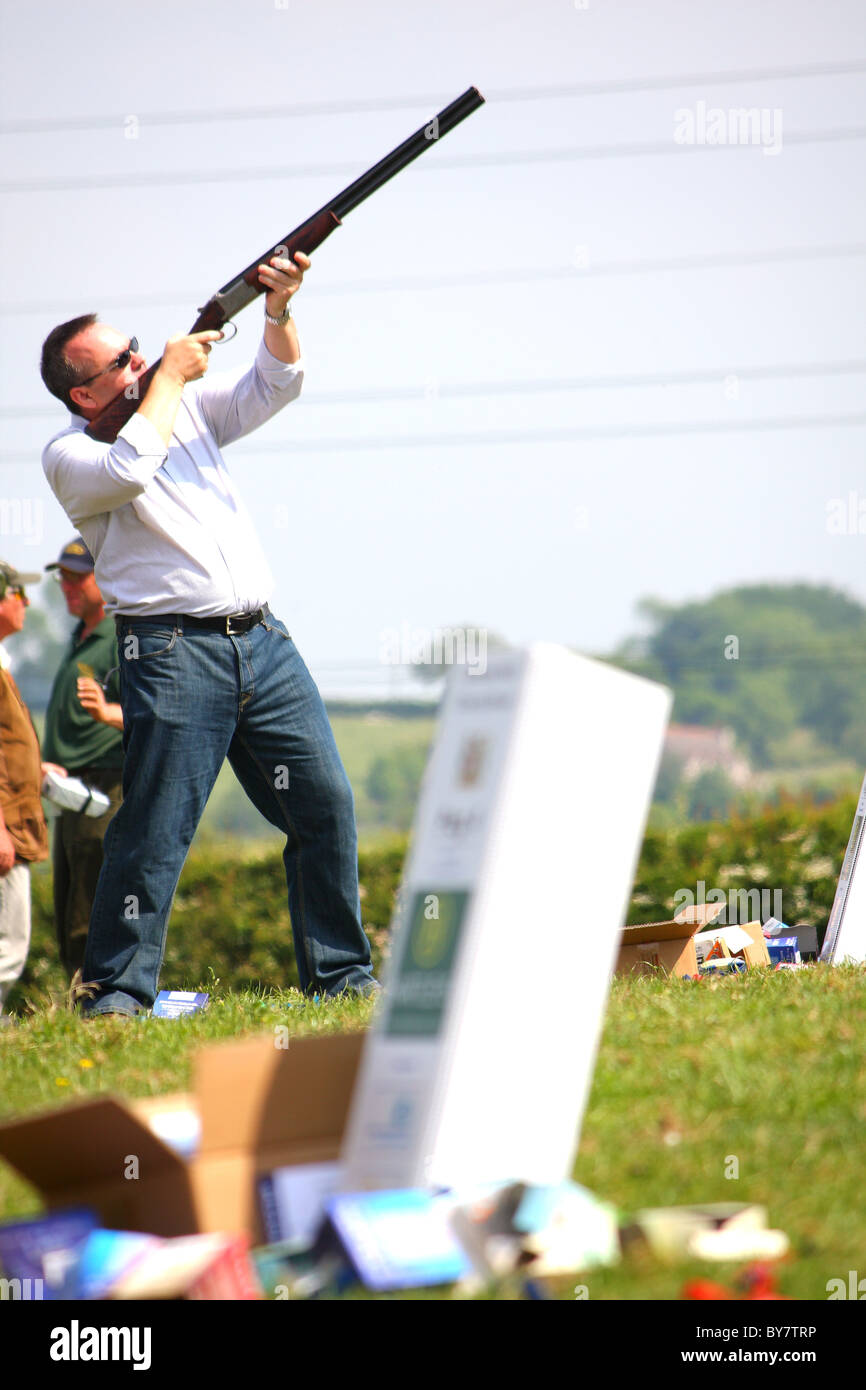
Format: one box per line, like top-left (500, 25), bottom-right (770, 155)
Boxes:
top-left (0, 1031), bottom-right (364, 1243)
top-left (615, 902), bottom-right (725, 979)
top-left (695, 920), bottom-right (770, 970)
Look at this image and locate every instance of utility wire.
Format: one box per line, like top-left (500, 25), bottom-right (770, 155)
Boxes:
top-left (4, 412), bottom-right (864, 463)
top-left (3, 242), bottom-right (864, 318)
top-left (4, 360), bottom-right (865, 422)
top-left (226, 411), bottom-right (866, 452)
top-left (2, 125), bottom-right (864, 195)
top-left (1, 58), bottom-right (863, 135)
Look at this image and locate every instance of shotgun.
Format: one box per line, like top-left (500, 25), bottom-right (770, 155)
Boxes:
top-left (86, 86), bottom-right (485, 443)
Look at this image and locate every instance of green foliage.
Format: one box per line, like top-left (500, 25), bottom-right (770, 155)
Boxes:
top-left (610, 583), bottom-right (866, 767)
top-left (365, 745), bottom-right (428, 829)
top-left (685, 767), bottom-right (737, 822)
top-left (629, 792), bottom-right (856, 928)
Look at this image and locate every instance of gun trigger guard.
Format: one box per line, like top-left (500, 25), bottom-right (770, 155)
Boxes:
top-left (214, 321), bottom-right (237, 344)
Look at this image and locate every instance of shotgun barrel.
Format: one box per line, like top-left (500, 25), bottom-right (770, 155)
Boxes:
top-left (86, 86), bottom-right (484, 442)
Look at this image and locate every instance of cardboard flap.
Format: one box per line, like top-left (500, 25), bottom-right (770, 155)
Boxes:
top-left (673, 903), bottom-right (726, 929)
top-left (622, 920), bottom-right (700, 945)
top-left (623, 902), bottom-right (725, 946)
top-left (695, 925), bottom-right (755, 954)
top-left (194, 1032), bottom-right (365, 1158)
top-left (0, 1096), bottom-right (188, 1198)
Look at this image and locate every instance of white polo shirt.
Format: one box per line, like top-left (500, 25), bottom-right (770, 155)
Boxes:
top-left (42, 340), bottom-right (303, 618)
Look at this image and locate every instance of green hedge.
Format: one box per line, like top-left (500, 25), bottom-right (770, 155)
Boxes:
top-left (16, 795), bottom-right (856, 1008)
top-left (18, 836), bottom-right (409, 1007)
top-left (628, 793), bottom-right (854, 932)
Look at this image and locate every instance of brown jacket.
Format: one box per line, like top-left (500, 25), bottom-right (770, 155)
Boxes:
top-left (0, 665), bottom-right (49, 863)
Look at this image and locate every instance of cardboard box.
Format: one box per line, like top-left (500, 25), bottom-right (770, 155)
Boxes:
top-left (695, 920), bottom-right (770, 970)
top-left (0, 1032), bottom-right (364, 1243)
top-left (615, 902), bottom-right (725, 979)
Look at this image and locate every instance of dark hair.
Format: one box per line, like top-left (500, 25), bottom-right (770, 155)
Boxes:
top-left (40, 314), bottom-right (99, 412)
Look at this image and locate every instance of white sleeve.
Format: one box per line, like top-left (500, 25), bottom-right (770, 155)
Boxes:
top-left (195, 340), bottom-right (304, 449)
top-left (42, 415), bottom-right (169, 525)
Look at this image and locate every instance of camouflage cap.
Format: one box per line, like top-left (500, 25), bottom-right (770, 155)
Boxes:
top-left (0, 560), bottom-right (41, 596)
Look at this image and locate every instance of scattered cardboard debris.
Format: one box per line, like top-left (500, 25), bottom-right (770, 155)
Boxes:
top-left (616, 902), bottom-right (725, 978)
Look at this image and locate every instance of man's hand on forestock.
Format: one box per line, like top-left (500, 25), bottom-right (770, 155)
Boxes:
top-left (258, 250), bottom-right (309, 364)
top-left (258, 249), bottom-right (310, 315)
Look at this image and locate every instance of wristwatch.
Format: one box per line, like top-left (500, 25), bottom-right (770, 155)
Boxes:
top-left (264, 301), bottom-right (293, 326)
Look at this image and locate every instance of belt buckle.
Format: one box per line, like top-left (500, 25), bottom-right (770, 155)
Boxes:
top-left (225, 610), bottom-right (259, 635)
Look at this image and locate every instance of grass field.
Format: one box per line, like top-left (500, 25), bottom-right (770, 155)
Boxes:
top-left (1, 964), bottom-right (863, 1300)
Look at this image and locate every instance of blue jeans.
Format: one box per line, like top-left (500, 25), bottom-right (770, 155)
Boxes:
top-left (81, 611), bottom-right (376, 1016)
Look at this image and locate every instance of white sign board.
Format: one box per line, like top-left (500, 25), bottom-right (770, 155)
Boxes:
top-left (821, 769), bottom-right (866, 964)
top-left (341, 643), bottom-right (671, 1192)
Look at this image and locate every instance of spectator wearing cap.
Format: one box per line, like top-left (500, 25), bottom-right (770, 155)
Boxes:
top-left (43, 538), bottom-right (124, 982)
top-left (0, 562), bottom-right (50, 1019)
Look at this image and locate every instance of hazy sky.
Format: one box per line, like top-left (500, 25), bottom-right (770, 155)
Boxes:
top-left (1, 0), bottom-right (864, 694)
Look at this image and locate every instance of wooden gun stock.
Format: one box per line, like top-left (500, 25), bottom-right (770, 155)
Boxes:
top-left (86, 87), bottom-right (484, 443)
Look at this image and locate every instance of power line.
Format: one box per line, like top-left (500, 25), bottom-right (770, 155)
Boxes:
top-left (1, 58), bottom-right (864, 135)
top-left (3, 242), bottom-right (864, 318)
top-left (297, 360), bottom-right (866, 404)
top-left (2, 126), bottom-right (863, 195)
top-left (4, 411), bottom-right (864, 464)
top-left (4, 360), bottom-right (865, 422)
top-left (226, 411), bottom-right (866, 451)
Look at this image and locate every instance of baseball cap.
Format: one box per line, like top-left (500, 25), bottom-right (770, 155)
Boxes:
top-left (0, 560), bottom-right (41, 596)
top-left (45, 537), bottom-right (95, 574)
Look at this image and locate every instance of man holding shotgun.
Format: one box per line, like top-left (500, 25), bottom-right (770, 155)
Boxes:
top-left (40, 249), bottom-right (378, 1016)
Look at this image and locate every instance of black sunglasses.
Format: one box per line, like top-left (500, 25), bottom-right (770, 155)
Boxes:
top-left (78, 337), bottom-right (138, 387)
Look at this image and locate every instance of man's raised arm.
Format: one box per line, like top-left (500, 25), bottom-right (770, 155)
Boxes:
top-left (42, 330), bottom-right (223, 525)
top-left (195, 251), bottom-right (309, 449)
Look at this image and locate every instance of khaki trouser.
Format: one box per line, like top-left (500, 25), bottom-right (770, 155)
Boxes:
top-left (0, 862), bottom-right (31, 1013)
top-left (52, 768), bottom-right (123, 982)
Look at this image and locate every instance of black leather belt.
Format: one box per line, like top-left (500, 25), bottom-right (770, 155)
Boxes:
top-left (116, 606), bottom-right (269, 636)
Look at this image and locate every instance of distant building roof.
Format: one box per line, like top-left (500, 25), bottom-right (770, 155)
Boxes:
top-left (664, 724), bottom-right (751, 786)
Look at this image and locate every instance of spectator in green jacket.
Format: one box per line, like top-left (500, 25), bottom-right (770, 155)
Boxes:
top-left (43, 539), bottom-right (123, 981)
